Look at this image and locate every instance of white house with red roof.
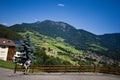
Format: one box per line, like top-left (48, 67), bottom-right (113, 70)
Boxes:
top-left (0, 38), bottom-right (16, 61)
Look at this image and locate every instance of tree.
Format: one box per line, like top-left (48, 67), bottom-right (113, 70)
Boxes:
top-left (14, 33), bottom-right (35, 64)
top-left (34, 47), bottom-right (48, 65)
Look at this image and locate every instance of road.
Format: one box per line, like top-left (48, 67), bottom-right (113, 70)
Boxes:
top-left (0, 68), bottom-right (120, 80)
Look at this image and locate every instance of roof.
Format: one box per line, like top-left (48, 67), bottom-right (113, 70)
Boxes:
top-left (0, 38), bottom-right (16, 47)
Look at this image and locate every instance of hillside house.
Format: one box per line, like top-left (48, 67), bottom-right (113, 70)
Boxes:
top-left (0, 38), bottom-right (16, 61)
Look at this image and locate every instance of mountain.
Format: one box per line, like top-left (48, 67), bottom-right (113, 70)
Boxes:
top-left (10, 20), bottom-right (100, 50)
top-left (99, 33), bottom-right (120, 60)
top-left (9, 20), bottom-right (120, 61)
top-left (0, 24), bottom-right (23, 40)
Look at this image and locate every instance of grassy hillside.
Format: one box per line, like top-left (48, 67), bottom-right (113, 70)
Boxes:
top-left (0, 24), bottom-right (23, 40)
top-left (18, 31), bottom-right (94, 65)
top-left (18, 31), bottom-right (120, 67)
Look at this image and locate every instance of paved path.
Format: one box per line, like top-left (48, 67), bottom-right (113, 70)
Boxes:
top-left (0, 68), bottom-right (120, 80)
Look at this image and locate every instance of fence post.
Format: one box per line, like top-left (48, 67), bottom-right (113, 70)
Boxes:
top-left (31, 65), bottom-right (34, 73)
top-left (94, 64), bottom-right (96, 72)
top-left (48, 65), bottom-right (51, 73)
top-left (79, 65), bottom-right (81, 73)
top-left (14, 64), bottom-right (17, 74)
top-left (107, 67), bottom-right (110, 74)
top-left (64, 65), bottom-right (67, 73)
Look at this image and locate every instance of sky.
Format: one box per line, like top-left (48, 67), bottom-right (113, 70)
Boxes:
top-left (0, 0), bottom-right (120, 35)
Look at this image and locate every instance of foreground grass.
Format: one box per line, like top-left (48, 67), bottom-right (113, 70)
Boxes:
top-left (0, 60), bottom-right (15, 69)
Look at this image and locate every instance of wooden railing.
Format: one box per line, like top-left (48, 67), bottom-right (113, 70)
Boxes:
top-left (14, 65), bottom-right (120, 74)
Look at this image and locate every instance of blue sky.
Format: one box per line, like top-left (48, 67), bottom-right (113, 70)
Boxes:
top-left (0, 0), bottom-right (120, 35)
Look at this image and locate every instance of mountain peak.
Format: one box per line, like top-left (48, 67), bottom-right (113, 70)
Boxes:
top-left (35, 21), bottom-right (41, 24)
top-left (41, 20), bottom-right (76, 30)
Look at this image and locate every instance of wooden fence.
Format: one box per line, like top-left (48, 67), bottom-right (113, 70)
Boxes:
top-left (14, 65), bottom-right (120, 74)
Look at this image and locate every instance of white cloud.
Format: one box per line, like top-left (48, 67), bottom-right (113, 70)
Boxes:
top-left (57, 4), bottom-right (65, 7)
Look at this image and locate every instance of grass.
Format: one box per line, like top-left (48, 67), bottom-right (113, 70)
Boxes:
top-left (0, 60), bottom-right (15, 69)
top-left (46, 52), bottom-right (79, 65)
